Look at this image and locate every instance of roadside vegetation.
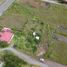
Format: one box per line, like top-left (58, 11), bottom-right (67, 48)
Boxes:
top-left (0, 51), bottom-right (40, 67)
top-left (0, 0), bottom-right (67, 65)
top-left (0, 41), bottom-right (8, 48)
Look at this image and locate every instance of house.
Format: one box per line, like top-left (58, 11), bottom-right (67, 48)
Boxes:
top-left (0, 27), bottom-right (14, 44)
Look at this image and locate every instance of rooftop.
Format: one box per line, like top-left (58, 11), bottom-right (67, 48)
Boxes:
top-left (0, 27), bottom-right (14, 43)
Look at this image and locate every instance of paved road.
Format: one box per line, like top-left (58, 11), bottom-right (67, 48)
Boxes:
top-left (9, 48), bottom-right (49, 67)
top-left (0, 0), bottom-right (15, 16)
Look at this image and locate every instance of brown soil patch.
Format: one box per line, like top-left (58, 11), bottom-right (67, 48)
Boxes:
top-left (18, 0), bottom-right (46, 8)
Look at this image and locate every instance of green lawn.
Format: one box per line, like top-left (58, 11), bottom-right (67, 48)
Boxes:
top-left (0, 0), bottom-right (67, 65)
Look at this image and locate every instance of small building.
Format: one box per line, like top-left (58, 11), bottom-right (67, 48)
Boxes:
top-left (0, 27), bottom-right (14, 44)
top-left (35, 36), bottom-right (40, 40)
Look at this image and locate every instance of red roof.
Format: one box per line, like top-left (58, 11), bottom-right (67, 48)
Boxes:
top-left (0, 27), bottom-right (14, 43)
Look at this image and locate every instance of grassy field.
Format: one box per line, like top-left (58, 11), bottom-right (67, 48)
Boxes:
top-left (0, 0), bottom-right (67, 65)
top-left (0, 1), bottom-right (67, 28)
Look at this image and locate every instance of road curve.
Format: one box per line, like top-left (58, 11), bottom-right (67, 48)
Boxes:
top-left (0, 47), bottom-right (49, 67)
top-left (0, 47), bottom-right (67, 67)
top-left (8, 48), bottom-right (49, 67)
top-left (0, 0), bottom-right (15, 16)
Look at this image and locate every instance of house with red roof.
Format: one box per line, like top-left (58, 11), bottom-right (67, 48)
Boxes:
top-left (0, 27), bottom-right (14, 44)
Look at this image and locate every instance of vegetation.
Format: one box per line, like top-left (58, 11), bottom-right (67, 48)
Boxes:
top-left (58, 0), bottom-right (67, 3)
top-left (13, 29), bottom-right (40, 55)
top-left (0, 0), bottom-right (67, 65)
top-left (3, 52), bottom-right (28, 67)
top-left (0, 41), bottom-right (8, 48)
top-left (0, 51), bottom-right (40, 67)
top-left (45, 41), bottom-right (67, 65)
top-left (0, 51), bottom-right (39, 67)
top-left (58, 0), bottom-right (64, 2)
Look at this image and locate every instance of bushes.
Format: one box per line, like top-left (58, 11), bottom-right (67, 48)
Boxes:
top-left (3, 52), bottom-right (28, 67)
top-left (14, 31), bottom-right (39, 53)
top-left (0, 41), bottom-right (8, 48)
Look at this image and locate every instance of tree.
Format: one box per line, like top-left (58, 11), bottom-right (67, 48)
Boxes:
top-left (3, 52), bottom-right (27, 67)
top-left (58, 0), bottom-right (66, 3)
top-left (0, 41), bottom-right (8, 48)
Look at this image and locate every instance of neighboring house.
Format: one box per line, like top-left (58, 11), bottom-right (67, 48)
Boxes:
top-left (0, 27), bottom-right (14, 44)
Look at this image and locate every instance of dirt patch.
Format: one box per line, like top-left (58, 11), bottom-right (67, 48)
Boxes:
top-left (17, 0), bottom-right (47, 8)
top-left (0, 15), bottom-right (27, 29)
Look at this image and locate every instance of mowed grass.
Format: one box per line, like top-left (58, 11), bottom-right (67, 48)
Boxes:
top-left (0, 0), bottom-right (67, 65)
